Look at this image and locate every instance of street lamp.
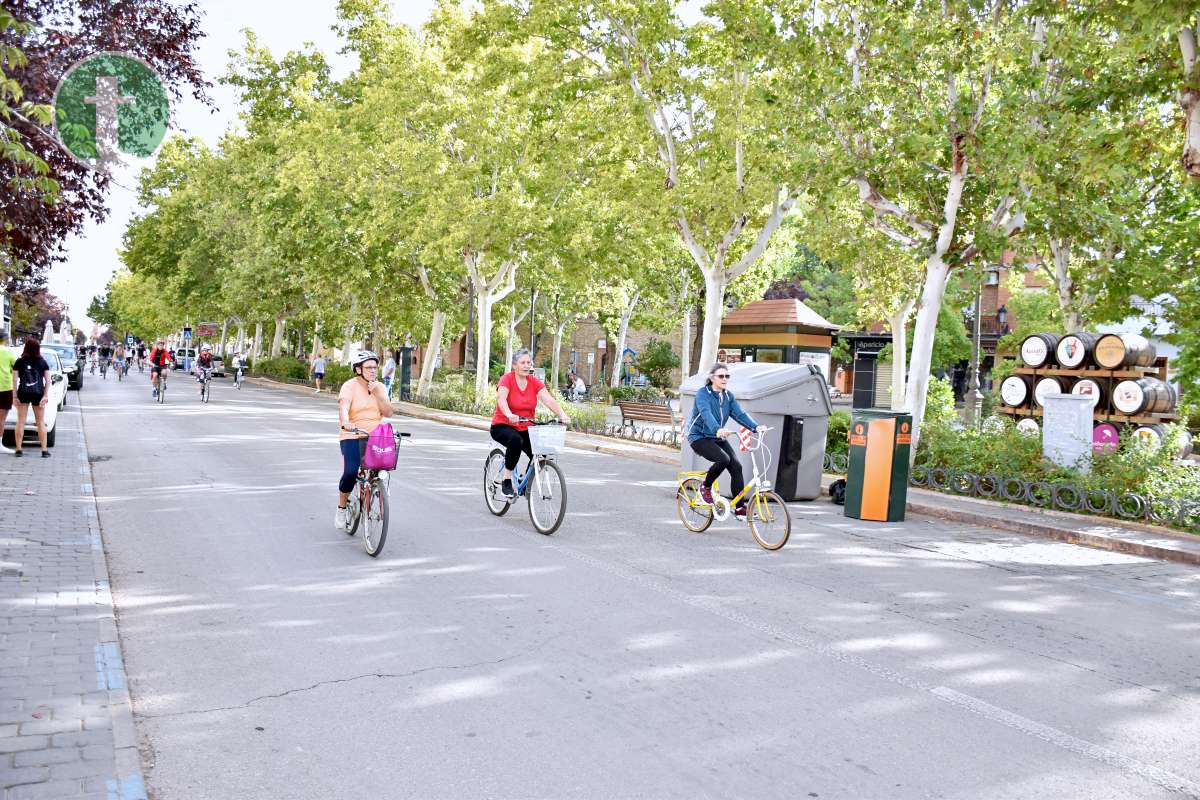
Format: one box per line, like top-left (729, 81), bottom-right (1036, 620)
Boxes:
top-left (965, 283), bottom-right (984, 429)
top-left (997, 304), bottom-right (1009, 333)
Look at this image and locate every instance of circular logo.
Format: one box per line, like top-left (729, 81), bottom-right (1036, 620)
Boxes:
top-left (854, 423), bottom-right (864, 434)
top-left (53, 52), bottom-right (169, 169)
top-left (1056, 335), bottom-right (1086, 367)
top-left (901, 422), bottom-right (910, 433)
top-left (1071, 379), bottom-right (1101, 409)
top-left (1016, 418), bottom-right (1040, 436)
top-left (1000, 376), bottom-right (1028, 407)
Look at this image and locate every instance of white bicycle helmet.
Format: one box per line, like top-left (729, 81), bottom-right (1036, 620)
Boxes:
top-left (200, 344), bottom-right (212, 352)
top-left (351, 350), bottom-right (379, 368)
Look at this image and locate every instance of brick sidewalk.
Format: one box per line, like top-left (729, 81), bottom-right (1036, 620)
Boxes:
top-left (0, 397), bottom-right (144, 799)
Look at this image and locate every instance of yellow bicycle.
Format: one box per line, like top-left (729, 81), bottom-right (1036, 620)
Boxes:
top-left (675, 427), bottom-right (791, 550)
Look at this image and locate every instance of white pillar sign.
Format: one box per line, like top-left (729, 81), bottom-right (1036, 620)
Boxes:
top-left (1041, 394), bottom-right (1093, 473)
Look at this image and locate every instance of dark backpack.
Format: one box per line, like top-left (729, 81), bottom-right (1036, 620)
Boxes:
top-left (18, 359), bottom-right (44, 396)
top-left (829, 478), bottom-right (847, 506)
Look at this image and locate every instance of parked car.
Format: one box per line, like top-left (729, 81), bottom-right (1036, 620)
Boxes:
top-left (2, 346), bottom-right (68, 448)
top-left (41, 343), bottom-right (84, 390)
top-left (173, 348), bottom-right (196, 371)
top-left (212, 356), bottom-right (226, 377)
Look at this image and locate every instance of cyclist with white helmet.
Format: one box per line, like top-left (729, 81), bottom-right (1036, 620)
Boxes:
top-left (336, 350), bottom-right (394, 529)
top-left (193, 344), bottom-right (215, 397)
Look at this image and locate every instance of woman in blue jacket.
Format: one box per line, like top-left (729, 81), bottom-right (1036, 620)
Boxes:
top-left (687, 364), bottom-right (765, 516)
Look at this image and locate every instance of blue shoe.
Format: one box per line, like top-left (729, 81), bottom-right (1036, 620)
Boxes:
top-left (152, 388), bottom-right (158, 398)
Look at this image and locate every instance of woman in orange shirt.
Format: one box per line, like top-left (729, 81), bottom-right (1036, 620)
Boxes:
top-left (336, 350), bottom-right (394, 530)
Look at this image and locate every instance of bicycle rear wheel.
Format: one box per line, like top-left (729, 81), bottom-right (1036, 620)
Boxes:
top-left (202, 380), bottom-right (210, 403)
top-left (483, 449), bottom-right (511, 516)
top-left (363, 478), bottom-right (388, 557)
top-left (527, 459), bottom-right (566, 535)
top-left (748, 490), bottom-right (791, 551)
top-left (675, 477), bottom-right (714, 533)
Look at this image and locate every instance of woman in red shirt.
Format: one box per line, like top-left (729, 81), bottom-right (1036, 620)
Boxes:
top-left (491, 349), bottom-right (571, 498)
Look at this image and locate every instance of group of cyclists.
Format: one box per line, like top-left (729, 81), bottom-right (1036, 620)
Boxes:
top-left (333, 347), bottom-right (760, 530)
top-left (76, 338), bottom-right (251, 399)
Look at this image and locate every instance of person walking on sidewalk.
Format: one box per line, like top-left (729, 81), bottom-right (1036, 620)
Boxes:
top-left (11, 337), bottom-right (52, 458)
top-left (381, 353), bottom-right (396, 399)
top-left (311, 353), bottom-right (327, 393)
top-left (0, 330), bottom-right (16, 454)
top-left (685, 363), bottom-right (765, 517)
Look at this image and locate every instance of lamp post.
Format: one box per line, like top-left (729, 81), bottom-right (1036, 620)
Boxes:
top-left (966, 283), bottom-right (983, 429)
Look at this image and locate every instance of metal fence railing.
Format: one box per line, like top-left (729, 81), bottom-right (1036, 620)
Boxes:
top-left (822, 452), bottom-right (1200, 531)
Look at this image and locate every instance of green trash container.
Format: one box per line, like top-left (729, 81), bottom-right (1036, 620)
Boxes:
top-left (843, 410), bottom-right (913, 522)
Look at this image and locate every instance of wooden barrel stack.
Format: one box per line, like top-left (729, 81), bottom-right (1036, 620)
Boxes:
top-left (998, 331), bottom-right (1187, 456)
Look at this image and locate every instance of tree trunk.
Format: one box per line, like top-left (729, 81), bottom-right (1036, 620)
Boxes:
top-left (1048, 238), bottom-right (1084, 333)
top-left (473, 290), bottom-right (495, 403)
top-left (887, 298), bottom-right (915, 411)
top-left (905, 255), bottom-right (951, 454)
top-left (1180, 24), bottom-right (1200, 179)
top-left (609, 290), bottom-right (640, 388)
top-left (417, 309), bottom-right (446, 397)
top-left (269, 317), bottom-right (285, 358)
top-left (251, 322), bottom-right (263, 365)
top-left (690, 305), bottom-right (703, 374)
top-left (235, 324), bottom-right (245, 356)
top-left (550, 318), bottom-right (569, 393)
top-left (503, 305), bottom-right (530, 374)
top-left (311, 330), bottom-right (321, 360)
top-left (218, 318), bottom-right (228, 357)
top-left (697, 270), bottom-right (725, 370)
top-left (679, 307), bottom-right (691, 386)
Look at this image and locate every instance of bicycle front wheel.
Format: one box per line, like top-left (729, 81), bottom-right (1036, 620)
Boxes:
top-left (527, 459), bottom-right (566, 535)
top-left (157, 380), bottom-right (166, 403)
top-left (202, 381), bottom-right (210, 403)
top-left (748, 490), bottom-right (791, 551)
top-left (346, 481), bottom-right (362, 536)
top-left (483, 449), bottom-right (511, 516)
top-left (675, 477), bottom-right (714, 533)
top-left (363, 478), bottom-right (388, 557)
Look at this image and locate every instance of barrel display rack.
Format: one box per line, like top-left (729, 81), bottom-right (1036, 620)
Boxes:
top-left (996, 332), bottom-right (1183, 452)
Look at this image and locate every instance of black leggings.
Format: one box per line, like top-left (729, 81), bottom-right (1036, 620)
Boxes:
top-left (490, 424), bottom-right (532, 471)
top-left (339, 439), bottom-right (367, 494)
top-left (690, 437), bottom-right (745, 503)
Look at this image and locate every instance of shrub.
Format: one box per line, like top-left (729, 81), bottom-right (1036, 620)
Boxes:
top-left (324, 363), bottom-right (353, 391)
top-left (923, 376), bottom-right (958, 426)
top-left (254, 356), bottom-right (308, 381)
top-left (634, 339), bottom-right (680, 389)
top-left (562, 401), bottom-right (607, 429)
top-left (607, 385), bottom-right (666, 403)
top-left (826, 410), bottom-right (851, 456)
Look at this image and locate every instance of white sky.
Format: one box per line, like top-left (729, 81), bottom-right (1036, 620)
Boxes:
top-left (50, 0), bottom-right (437, 333)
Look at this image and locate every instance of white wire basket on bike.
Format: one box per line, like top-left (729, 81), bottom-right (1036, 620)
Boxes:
top-left (528, 423), bottom-right (566, 455)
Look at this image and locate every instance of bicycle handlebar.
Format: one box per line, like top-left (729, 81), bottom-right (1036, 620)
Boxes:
top-left (343, 425), bottom-right (412, 438)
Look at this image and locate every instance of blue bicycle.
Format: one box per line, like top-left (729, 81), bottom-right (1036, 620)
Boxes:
top-left (483, 420), bottom-right (568, 535)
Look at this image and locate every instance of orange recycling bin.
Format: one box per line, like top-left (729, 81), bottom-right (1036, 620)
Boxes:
top-left (843, 411), bottom-right (913, 522)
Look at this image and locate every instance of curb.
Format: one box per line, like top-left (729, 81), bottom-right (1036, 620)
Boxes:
top-left (78, 395), bottom-right (149, 799)
top-left (248, 375), bottom-right (1199, 566)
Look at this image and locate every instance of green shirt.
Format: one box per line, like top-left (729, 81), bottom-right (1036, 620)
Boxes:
top-left (0, 347), bottom-right (15, 392)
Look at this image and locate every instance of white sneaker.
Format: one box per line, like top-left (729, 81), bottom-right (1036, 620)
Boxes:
top-left (335, 505), bottom-right (349, 531)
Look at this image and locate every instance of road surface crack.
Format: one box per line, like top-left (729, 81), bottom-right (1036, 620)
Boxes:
top-left (137, 634), bottom-right (559, 720)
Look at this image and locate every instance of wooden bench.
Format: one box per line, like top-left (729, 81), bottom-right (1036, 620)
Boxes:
top-left (617, 400), bottom-right (678, 430)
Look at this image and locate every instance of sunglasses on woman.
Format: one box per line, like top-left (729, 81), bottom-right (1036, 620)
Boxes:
top-left (714, 373), bottom-right (731, 379)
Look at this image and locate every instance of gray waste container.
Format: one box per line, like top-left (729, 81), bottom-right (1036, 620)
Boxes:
top-left (680, 362), bottom-right (833, 501)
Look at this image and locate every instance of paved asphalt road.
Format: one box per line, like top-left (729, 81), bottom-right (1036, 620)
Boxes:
top-left (79, 370), bottom-right (1200, 799)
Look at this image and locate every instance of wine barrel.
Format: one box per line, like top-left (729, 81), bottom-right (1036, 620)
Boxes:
top-left (1181, 431), bottom-right (1195, 459)
top-left (999, 375), bottom-right (1033, 407)
top-left (1092, 422), bottom-right (1119, 453)
top-left (1033, 376), bottom-right (1067, 407)
top-left (1093, 333), bottom-right (1157, 369)
top-left (1020, 333), bottom-right (1060, 368)
top-left (1016, 418), bottom-right (1040, 436)
top-left (1132, 424), bottom-right (1165, 450)
top-left (1055, 332), bottom-right (1100, 368)
top-left (1070, 377), bottom-right (1106, 410)
top-left (1112, 377), bottom-right (1176, 415)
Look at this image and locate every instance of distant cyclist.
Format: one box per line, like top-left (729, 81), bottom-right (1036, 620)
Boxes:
top-left (194, 344), bottom-right (214, 397)
top-left (113, 343), bottom-right (127, 375)
top-left (97, 342), bottom-right (113, 377)
top-left (490, 349), bottom-right (570, 499)
top-left (685, 364), bottom-right (765, 518)
top-left (335, 351), bottom-right (395, 530)
top-left (136, 343), bottom-right (147, 371)
top-left (148, 340), bottom-right (173, 398)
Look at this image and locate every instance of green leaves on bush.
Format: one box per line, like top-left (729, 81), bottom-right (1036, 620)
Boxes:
top-left (633, 339), bottom-right (680, 389)
top-left (827, 410), bottom-right (851, 456)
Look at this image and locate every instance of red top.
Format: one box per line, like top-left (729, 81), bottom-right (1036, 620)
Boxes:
top-left (492, 371), bottom-right (545, 431)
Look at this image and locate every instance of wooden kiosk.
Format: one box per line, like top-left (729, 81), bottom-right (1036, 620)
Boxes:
top-left (716, 299), bottom-right (840, 380)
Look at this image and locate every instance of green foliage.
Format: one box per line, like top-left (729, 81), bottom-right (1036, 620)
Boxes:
top-left (996, 278), bottom-right (1061, 355)
top-left (254, 356), bottom-right (308, 381)
top-left (826, 410), bottom-right (851, 457)
top-left (634, 339), bottom-right (679, 390)
top-left (607, 385), bottom-right (666, 403)
top-left (923, 378), bottom-right (958, 427)
top-left (878, 297), bottom-right (972, 374)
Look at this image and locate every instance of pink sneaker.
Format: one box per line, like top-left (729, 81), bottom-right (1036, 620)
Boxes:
top-left (699, 485), bottom-right (714, 505)
top-left (734, 505), bottom-right (748, 518)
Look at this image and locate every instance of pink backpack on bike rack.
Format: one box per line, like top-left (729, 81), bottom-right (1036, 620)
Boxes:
top-left (363, 423), bottom-right (398, 471)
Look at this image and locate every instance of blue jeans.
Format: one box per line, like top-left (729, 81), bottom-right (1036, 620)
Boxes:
top-left (339, 439), bottom-right (367, 494)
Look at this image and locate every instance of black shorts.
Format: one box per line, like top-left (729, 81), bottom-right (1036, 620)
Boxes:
top-left (0, 390), bottom-right (11, 410)
top-left (151, 364), bottom-right (169, 375)
top-left (314, 372), bottom-right (325, 380)
top-left (16, 390), bottom-right (42, 405)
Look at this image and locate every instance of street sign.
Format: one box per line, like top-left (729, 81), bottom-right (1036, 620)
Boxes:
top-left (182, 326), bottom-right (192, 342)
top-left (586, 352), bottom-right (595, 364)
top-left (196, 322), bottom-right (218, 338)
top-left (125, 335), bottom-right (134, 346)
